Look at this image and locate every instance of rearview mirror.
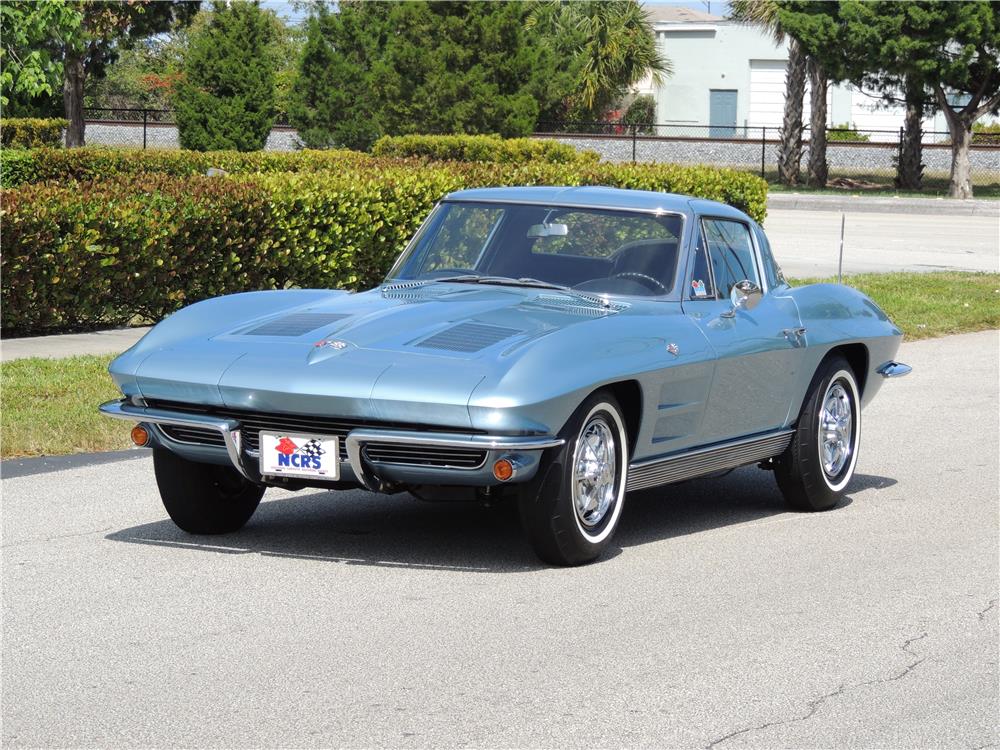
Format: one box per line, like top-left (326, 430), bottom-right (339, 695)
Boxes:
top-left (527, 223), bottom-right (569, 238)
top-left (722, 279), bottom-right (763, 317)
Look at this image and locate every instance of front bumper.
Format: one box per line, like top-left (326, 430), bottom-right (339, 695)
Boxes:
top-left (99, 399), bottom-right (562, 491)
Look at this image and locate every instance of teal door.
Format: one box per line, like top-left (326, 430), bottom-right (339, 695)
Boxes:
top-left (709, 90), bottom-right (738, 137)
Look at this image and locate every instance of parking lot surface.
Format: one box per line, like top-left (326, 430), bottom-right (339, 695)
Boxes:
top-left (2, 330), bottom-right (998, 748)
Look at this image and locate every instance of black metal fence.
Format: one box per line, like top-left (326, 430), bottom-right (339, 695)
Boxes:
top-left (535, 121), bottom-right (1000, 186)
top-left (82, 107), bottom-right (295, 150)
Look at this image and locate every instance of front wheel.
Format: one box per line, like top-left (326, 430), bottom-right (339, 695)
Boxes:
top-left (153, 449), bottom-right (265, 534)
top-left (518, 391), bottom-right (629, 566)
top-left (775, 356), bottom-right (861, 511)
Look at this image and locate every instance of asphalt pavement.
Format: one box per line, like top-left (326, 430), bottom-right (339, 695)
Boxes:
top-left (765, 207), bottom-right (1000, 278)
top-left (3, 330), bottom-right (997, 748)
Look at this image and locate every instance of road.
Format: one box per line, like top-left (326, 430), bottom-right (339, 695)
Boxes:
top-left (766, 208), bottom-right (1000, 278)
top-left (3, 330), bottom-right (998, 748)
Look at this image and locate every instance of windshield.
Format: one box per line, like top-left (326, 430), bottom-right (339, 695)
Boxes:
top-left (386, 201), bottom-right (684, 297)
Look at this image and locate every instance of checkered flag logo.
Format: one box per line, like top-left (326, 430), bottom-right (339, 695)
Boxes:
top-left (300, 439), bottom-right (326, 458)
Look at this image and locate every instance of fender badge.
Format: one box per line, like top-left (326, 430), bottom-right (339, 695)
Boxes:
top-left (314, 339), bottom-right (348, 350)
top-left (666, 342), bottom-right (680, 356)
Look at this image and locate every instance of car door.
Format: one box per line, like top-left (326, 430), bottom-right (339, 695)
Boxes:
top-left (682, 215), bottom-right (807, 445)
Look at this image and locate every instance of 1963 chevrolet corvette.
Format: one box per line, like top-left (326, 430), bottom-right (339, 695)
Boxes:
top-left (101, 186), bottom-right (910, 565)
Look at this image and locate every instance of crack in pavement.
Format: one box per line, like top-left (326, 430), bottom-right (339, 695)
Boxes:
top-left (705, 633), bottom-right (929, 749)
top-left (977, 599), bottom-right (997, 622)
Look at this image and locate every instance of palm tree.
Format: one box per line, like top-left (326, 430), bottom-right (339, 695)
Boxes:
top-left (730, 0), bottom-right (808, 186)
top-left (528, 1), bottom-right (672, 121)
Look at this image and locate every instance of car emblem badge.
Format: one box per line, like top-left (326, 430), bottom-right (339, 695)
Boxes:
top-left (314, 338), bottom-right (348, 350)
top-left (666, 342), bottom-right (680, 356)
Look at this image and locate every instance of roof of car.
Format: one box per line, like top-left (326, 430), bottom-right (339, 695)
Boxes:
top-left (442, 186), bottom-right (749, 220)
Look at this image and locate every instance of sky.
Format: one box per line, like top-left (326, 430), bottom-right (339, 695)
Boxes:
top-left (259, 1), bottom-right (731, 26)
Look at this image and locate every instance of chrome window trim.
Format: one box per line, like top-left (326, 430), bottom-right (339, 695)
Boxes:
top-left (688, 215), bottom-right (767, 300)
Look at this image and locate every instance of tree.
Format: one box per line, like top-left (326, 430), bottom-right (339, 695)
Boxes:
top-left (56, 1), bottom-right (199, 146)
top-left (527, 0), bottom-right (670, 122)
top-left (174, 1), bottom-right (277, 152)
top-left (288, 1), bottom-right (387, 150)
top-left (0, 0), bottom-right (81, 113)
top-left (373, 2), bottom-right (550, 138)
top-left (730, 0), bottom-right (807, 186)
top-left (840, 1), bottom-right (999, 198)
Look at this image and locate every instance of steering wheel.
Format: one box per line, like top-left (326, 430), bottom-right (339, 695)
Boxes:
top-left (611, 272), bottom-right (668, 293)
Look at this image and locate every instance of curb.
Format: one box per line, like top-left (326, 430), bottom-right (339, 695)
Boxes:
top-left (2, 449), bottom-right (147, 479)
top-left (768, 193), bottom-right (1000, 216)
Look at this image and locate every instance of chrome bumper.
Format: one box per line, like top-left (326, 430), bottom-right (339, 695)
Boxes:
top-left (876, 361), bottom-right (912, 378)
top-left (99, 399), bottom-right (562, 490)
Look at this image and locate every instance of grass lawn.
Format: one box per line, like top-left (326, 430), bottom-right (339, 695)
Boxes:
top-left (791, 271), bottom-right (1000, 341)
top-left (1, 271), bottom-right (998, 459)
top-left (1, 354), bottom-right (129, 459)
top-left (765, 171), bottom-right (1000, 200)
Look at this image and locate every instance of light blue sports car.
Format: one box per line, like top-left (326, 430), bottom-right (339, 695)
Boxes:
top-left (101, 186), bottom-right (910, 565)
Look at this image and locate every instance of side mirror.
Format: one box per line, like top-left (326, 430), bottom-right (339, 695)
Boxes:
top-left (722, 279), bottom-right (763, 317)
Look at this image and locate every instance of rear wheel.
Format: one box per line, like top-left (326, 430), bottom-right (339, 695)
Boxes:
top-left (517, 391), bottom-right (629, 566)
top-left (153, 449), bottom-right (265, 534)
top-left (775, 356), bottom-right (861, 511)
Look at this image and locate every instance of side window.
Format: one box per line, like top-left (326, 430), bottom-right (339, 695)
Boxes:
top-left (753, 224), bottom-right (784, 289)
top-left (687, 230), bottom-right (716, 300)
top-left (701, 218), bottom-right (759, 297)
top-left (420, 205), bottom-right (504, 273)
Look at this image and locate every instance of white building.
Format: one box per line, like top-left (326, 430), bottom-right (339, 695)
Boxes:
top-left (635, 5), bottom-right (994, 142)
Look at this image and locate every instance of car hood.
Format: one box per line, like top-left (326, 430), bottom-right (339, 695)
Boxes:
top-left (122, 283), bottom-right (637, 428)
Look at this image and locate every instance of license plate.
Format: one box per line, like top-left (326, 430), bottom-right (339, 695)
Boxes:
top-left (258, 431), bottom-right (339, 480)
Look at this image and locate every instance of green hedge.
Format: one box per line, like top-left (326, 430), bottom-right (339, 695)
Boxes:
top-left (0, 118), bottom-right (67, 149)
top-left (373, 134), bottom-right (600, 165)
top-left (0, 146), bottom-right (373, 188)
top-left (1, 161), bottom-right (767, 332)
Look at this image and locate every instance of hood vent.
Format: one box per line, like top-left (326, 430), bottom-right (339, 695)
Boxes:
top-left (244, 312), bottom-right (349, 337)
top-left (415, 321), bottom-right (522, 353)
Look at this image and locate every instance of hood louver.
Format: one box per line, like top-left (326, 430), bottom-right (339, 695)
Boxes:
top-left (414, 321), bottom-right (522, 353)
top-left (243, 312), bottom-right (349, 337)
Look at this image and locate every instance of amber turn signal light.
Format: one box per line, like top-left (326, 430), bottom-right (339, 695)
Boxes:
top-left (131, 425), bottom-right (150, 447)
top-left (493, 458), bottom-right (514, 482)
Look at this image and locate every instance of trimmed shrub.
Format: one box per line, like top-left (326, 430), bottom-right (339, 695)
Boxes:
top-left (372, 134), bottom-right (599, 165)
top-left (1, 161), bottom-right (767, 332)
top-left (0, 146), bottom-right (373, 188)
top-left (972, 122), bottom-right (1000, 145)
top-left (827, 123), bottom-right (870, 143)
top-left (1, 118), bottom-right (67, 148)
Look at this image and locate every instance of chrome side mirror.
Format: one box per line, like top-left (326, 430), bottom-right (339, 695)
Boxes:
top-left (722, 279), bottom-right (763, 317)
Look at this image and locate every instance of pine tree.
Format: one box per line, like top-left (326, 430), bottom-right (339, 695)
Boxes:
top-left (288, 2), bottom-right (385, 150)
top-left (174, 0), bottom-right (276, 152)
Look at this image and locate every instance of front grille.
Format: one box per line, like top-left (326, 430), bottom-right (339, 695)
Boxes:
top-left (147, 401), bottom-right (485, 465)
top-left (160, 424), bottom-right (226, 447)
top-left (363, 442), bottom-right (487, 469)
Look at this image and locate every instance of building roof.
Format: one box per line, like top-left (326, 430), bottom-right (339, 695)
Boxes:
top-left (642, 4), bottom-right (723, 24)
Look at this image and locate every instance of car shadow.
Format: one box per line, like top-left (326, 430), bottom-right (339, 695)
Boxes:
top-left (105, 469), bottom-right (893, 573)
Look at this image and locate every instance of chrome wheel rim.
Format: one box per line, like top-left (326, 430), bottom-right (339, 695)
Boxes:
top-left (820, 381), bottom-right (853, 477)
top-left (572, 417), bottom-right (617, 527)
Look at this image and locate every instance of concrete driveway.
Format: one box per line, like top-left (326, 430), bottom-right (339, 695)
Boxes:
top-left (2, 330), bottom-right (998, 748)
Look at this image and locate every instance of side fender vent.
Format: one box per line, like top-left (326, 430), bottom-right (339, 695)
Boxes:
top-left (414, 321), bottom-right (523, 353)
top-left (243, 312), bottom-right (349, 337)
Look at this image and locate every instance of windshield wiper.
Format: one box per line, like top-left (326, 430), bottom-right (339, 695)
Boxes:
top-left (431, 274), bottom-right (613, 308)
